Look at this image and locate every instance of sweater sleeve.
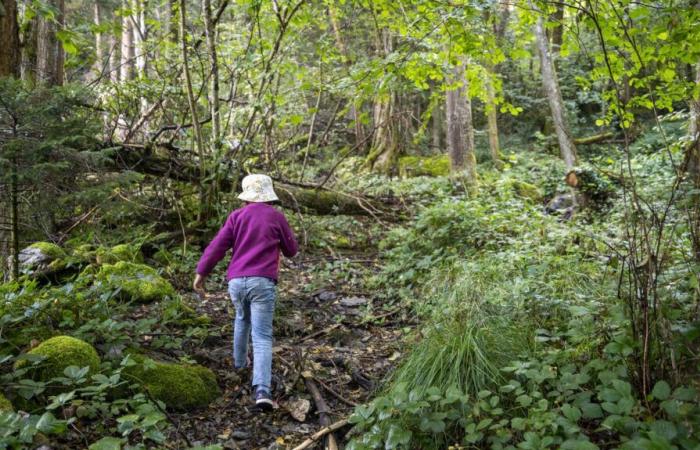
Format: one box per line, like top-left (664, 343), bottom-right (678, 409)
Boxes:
top-left (196, 213), bottom-right (235, 276)
top-left (278, 213), bottom-right (299, 258)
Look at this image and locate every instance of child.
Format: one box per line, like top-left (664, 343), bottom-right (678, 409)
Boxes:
top-left (193, 174), bottom-right (298, 410)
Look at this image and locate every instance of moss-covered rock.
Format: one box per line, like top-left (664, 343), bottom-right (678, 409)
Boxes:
top-left (0, 393), bottom-right (13, 412)
top-left (123, 357), bottom-right (220, 410)
top-left (95, 244), bottom-right (143, 265)
top-left (18, 242), bottom-right (67, 276)
top-left (15, 336), bottom-right (100, 382)
top-left (508, 180), bottom-right (543, 202)
top-left (399, 155), bottom-right (450, 178)
top-left (96, 261), bottom-right (175, 302)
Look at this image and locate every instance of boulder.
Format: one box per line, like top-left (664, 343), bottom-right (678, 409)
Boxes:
top-left (123, 356), bottom-right (220, 410)
top-left (18, 242), bottom-right (67, 276)
top-left (95, 244), bottom-right (143, 265)
top-left (15, 336), bottom-right (100, 383)
top-left (96, 261), bottom-right (175, 302)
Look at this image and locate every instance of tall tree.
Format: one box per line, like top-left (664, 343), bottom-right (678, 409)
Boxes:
top-left (203, 0), bottom-right (221, 146)
top-left (0, 0), bottom-right (20, 77)
top-left (531, 1), bottom-right (577, 168)
top-left (446, 61), bottom-right (477, 183)
top-left (92, 2), bottom-right (104, 79)
top-left (35, 0), bottom-right (65, 85)
top-left (120, 1), bottom-right (135, 82)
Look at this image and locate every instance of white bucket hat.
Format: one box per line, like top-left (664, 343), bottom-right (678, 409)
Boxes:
top-left (238, 174), bottom-right (279, 203)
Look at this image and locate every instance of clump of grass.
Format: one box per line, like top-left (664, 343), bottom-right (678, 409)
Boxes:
top-left (391, 311), bottom-right (526, 398)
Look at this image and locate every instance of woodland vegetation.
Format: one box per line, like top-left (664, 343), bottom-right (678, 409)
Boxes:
top-left (1, 0), bottom-right (700, 449)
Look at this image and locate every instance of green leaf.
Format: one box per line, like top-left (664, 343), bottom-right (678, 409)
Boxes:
top-left (88, 437), bottom-right (125, 450)
top-left (385, 424), bottom-right (411, 449)
top-left (651, 381), bottom-right (671, 401)
top-left (580, 403), bottom-right (603, 419)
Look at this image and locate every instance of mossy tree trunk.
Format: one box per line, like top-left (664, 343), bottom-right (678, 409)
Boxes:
top-left (445, 61), bottom-right (477, 183)
top-left (0, 0), bottom-right (20, 78)
top-left (484, 66), bottom-right (501, 165)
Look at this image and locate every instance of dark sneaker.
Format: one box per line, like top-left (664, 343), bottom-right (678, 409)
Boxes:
top-left (255, 389), bottom-right (273, 411)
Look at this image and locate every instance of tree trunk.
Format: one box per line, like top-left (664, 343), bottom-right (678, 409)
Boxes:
top-left (690, 62), bottom-right (700, 141)
top-left (431, 100), bottom-right (442, 151)
top-left (549, 3), bottom-right (564, 59)
top-left (0, 0), bottom-right (20, 77)
top-left (179, 0), bottom-right (208, 220)
top-left (485, 66), bottom-right (501, 165)
top-left (329, 5), bottom-right (366, 150)
top-left (134, 0), bottom-right (148, 79)
top-left (120, 1), bottom-right (135, 82)
top-left (445, 62), bottom-right (477, 183)
top-left (109, 8), bottom-right (120, 84)
top-left (92, 2), bottom-right (104, 79)
top-left (36, 0), bottom-right (65, 85)
top-left (532, 3), bottom-right (577, 168)
top-left (203, 0), bottom-right (221, 146)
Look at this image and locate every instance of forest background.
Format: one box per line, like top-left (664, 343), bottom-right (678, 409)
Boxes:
top-left (1, 0), bottom-right (700, 449)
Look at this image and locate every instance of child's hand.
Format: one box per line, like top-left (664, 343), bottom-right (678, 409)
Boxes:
top-left (193, 274), bottom-right (206, 294)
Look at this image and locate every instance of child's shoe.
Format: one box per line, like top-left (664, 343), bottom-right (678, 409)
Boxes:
top-left (254, 388), bottom-right (273, 411)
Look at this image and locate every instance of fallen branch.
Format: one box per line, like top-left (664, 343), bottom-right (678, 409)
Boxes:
top-left (291, 418), bottom-right (349, 450)
top-left (297, 323), bottom-right (342, 344)
top-left (574, 131), bottom-right (614, 145)
top-left (304, 374), bottom-right (338, 450)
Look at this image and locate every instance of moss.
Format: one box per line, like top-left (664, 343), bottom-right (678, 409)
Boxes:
top-left (123, 357), bottom-right (220, 410)
top-left (399, 155), bottom-right (450, 177)
top-left (509, 180), bottom-right (543, 202)
top-left (0, 393), bottom-right (13, 412)
top-left (28, 242), bottom-right (66, 260)
top-left (72, 244), bottom-right (96, 262)
top-left (96, 261), bottom-right (175, 303)
top-left (96, 244), bottom-right (143, 265)
top-left (15, 336), bottom-right (100, 382)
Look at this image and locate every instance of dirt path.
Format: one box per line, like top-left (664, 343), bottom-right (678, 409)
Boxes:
top-left (175, 252), bottom-right (410, 449)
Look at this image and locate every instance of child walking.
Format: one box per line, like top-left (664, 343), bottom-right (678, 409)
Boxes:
top-left (193, 174), bottom-right (298, 410)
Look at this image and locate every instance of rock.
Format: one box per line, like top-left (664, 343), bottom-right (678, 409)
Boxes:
top-left (284, 397), bottom-right (311, 422)
top-left (339, 296), bottom-right (367, 307)
top-left (123, 355), bottom-right (220, 410)
top-left (18, 242), bottom-right (66, 276)
top-left (95, 244), bottom-right (143, 265)
top-left (95, 261), bottom-right (175, 302)
top-left (317, 290), bottom-right (337, 301)
top-left (231, 430), bottom-right (251, 440)
top-left (14, 336), bottom-right (100, 385)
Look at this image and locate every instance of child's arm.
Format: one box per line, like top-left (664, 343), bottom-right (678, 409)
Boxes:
top-left (194, 213), bottom-right (235, 290)
top-left (278, 213), bottom-right (299, 257)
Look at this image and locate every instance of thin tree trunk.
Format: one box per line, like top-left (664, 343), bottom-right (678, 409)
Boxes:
top-left (179, 0), bottom-right (207, 220)
top-left (329, 5), bottom-right (366, 150)
top-left (549, 3), bottom-right (564, 59)
top-left (36, 0), bottom-right (64, 85)
top-left (120, 1), bottom-right (135, 82)
top-left (690, 62), bottom-right (700, 141)
top-left (432, 100), bottom-right (442, 151)
top-left (532, 3), bottom-right (577, 168)
top-left (485, 66), bottom-right (501, 165)
top-left (109, 9), bottom-right (120, 84)
top-left (134, 0), bottom-right (148, 78)
top-left (203, 0), bottom-right (220, 146)
top-left (446, 62), bottom-right (477, 183)
top-left (0, 0), bottom-right (20, 77)
top-left (92, 2), bottom-right (104, 79)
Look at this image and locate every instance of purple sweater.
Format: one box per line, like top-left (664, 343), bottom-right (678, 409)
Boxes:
top-left (196, 203), bottom-right (298, 281)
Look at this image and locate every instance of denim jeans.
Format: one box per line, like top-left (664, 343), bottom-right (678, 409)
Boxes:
top-left (228, 276), bottom-right (276, 392)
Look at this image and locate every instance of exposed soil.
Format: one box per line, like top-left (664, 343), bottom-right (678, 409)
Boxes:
top-left (171, 251), bottom-right (412, 449)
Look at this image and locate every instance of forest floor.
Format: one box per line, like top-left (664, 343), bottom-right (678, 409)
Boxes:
top-left (170, 249), bottom-right (409, 449)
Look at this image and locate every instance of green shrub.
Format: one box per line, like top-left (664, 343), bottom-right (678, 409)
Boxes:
top-left (123, 356), bottom-right (220, 410)
top-left (96, 261), bottom-right (174, 303)
top-left (15, 336), bottom-right (100, 382)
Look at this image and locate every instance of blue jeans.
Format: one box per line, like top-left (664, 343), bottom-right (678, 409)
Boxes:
top-left (228, 276), bottom-right (276, 392)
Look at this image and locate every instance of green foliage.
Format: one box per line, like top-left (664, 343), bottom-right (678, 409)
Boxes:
top-left (95, 262), bottom-right (175, 303)
top-left (398, 155), bottom-right (450, 177)
top-left (0, 394), bottom-right (13, 412)
top-left (14, 336), bottom-right (100, 384)
top-left (95, 244), bottom-right (144, 265)
top-left (28, 242), bottom-right (66, 261)
top-left (123, 356), bottom-right (220, 410)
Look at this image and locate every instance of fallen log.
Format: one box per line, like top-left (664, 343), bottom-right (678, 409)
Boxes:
top-left (304, 374), bottom-right (338, 450)
top-left (98, 143), bottom-right (397, 217)
top-left (574, 132), bottom-right (614, 145)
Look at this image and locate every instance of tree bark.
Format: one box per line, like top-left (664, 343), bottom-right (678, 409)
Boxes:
top-left (532, 2), bottom-right (577, 168)
top-left (690, 62), bottom-right (700, 141)
top-left (0, 0), bottom-right (20, 77)
top-left (109, 5), bottom-right (120, 83)
top-left (431, 100), bottom-right (442, 151)
top-left (445, 62), bottom-right (477, 182)
top-left (203, 0), bottom-right (221, 146)
top-left (549, 3), bottom-right (564, 59)
top-left (92, 2), bottom-right (104, 79)
top-left (485, 66), bottom-right (501, 165)
top-left (134, 0), bottom-right (148, 79)
top-left (35, 0), bottom-right (65, 85)
top-left (120, 1), bottom-right (135, 82)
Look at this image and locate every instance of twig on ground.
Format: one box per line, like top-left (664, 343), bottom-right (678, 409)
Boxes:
top-left (296, 323), bottom-right (342, 343)
top-left (313, 376), bottom-right (358, 407)
top-left (291, 418), bottom-right (349, 450)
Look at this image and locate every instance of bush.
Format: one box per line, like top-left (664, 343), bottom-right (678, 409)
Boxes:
top-left (123, 356), bottom-right (220, 410)
top-left (15, 336), bottom-right (100, 382)
top-left (96, 262), bottom-right (174, 303)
